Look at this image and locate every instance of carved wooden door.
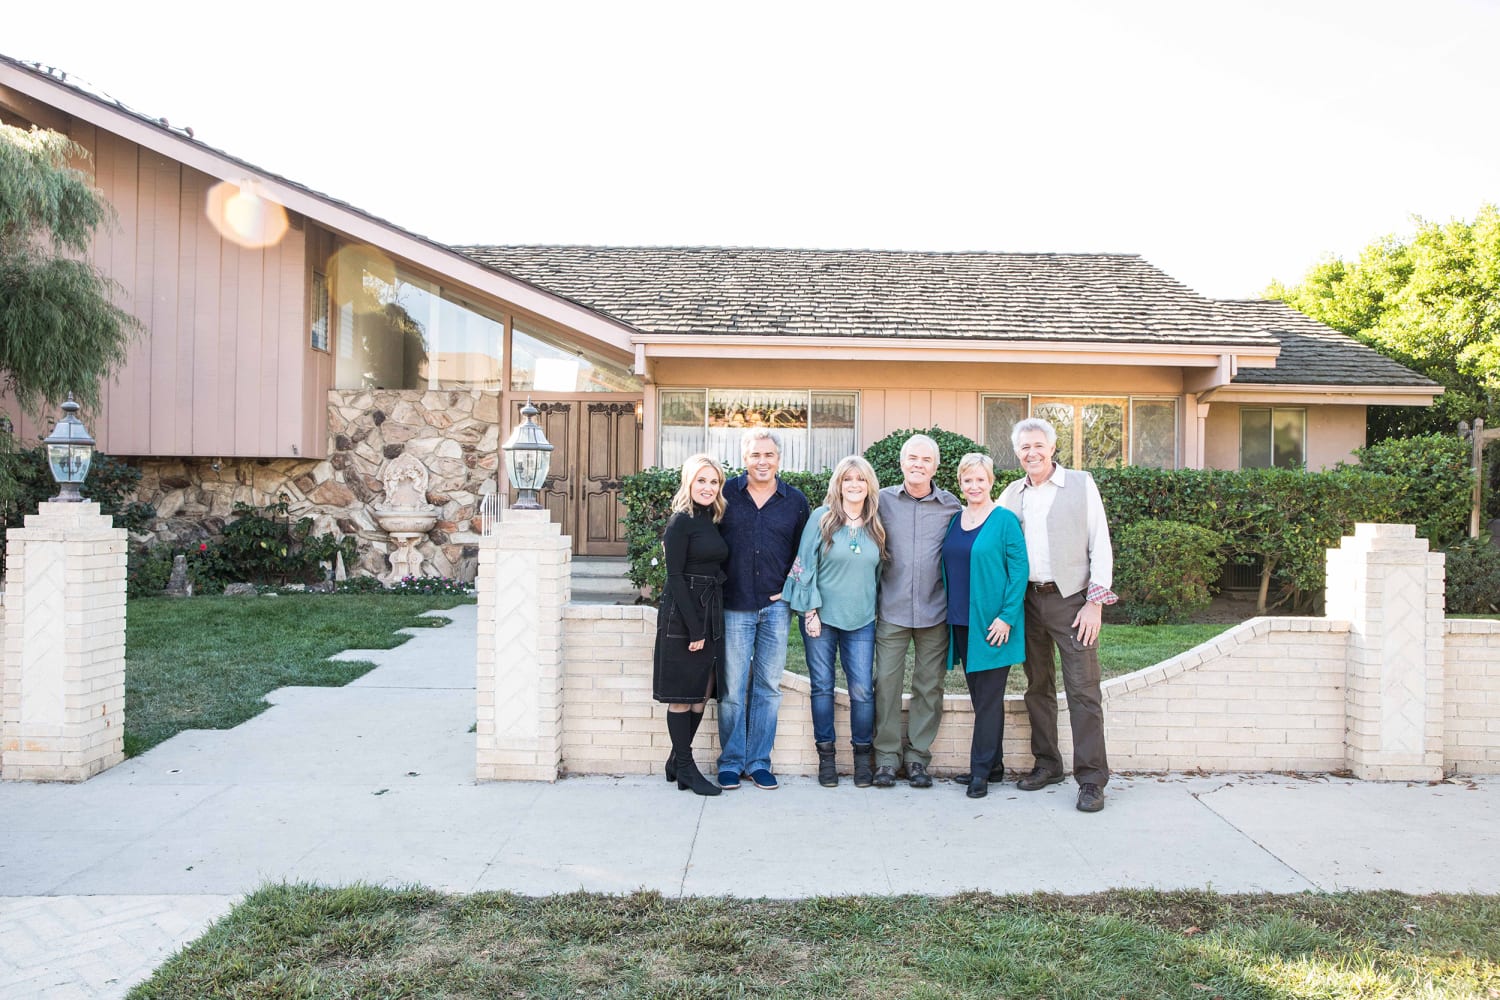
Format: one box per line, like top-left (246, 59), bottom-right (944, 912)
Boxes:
top-left (578, 402), bottom-right (639, 556)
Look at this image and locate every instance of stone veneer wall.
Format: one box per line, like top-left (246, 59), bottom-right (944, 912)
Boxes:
top-left (128, 390), bottom-right (502, 581)
top-left (1444, 619), bottom-right (1500, 774)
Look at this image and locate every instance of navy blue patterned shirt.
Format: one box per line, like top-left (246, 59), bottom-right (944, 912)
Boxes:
top-left (719, 474), bottom-right (811, 612)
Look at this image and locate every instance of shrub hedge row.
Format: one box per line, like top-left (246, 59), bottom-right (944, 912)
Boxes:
top-left (624, 429), bottom-right (1479, 613)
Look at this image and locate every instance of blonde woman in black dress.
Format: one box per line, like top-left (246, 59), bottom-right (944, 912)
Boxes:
top-left (654, 453), bottom-right (730, 796)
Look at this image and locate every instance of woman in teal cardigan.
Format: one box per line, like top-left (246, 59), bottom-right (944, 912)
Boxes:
top-left (941, 453), bottom-right (1028, 799)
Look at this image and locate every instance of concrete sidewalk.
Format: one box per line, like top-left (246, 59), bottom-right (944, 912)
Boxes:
top-left (2, 603), bottom-right (1497, 998)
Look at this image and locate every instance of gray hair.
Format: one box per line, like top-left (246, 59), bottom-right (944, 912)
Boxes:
top-left (1011, 417), bottom-right (1057, 450)
top-left (741, 427), bottom-right (782, 458)
top-left (902, 432), bottom-right (940, 464)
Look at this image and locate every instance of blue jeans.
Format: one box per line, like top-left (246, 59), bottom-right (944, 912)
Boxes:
top-left (801, 619), bottom-right (875, 746)
top-left (718, 602), bottom-right (790, 774)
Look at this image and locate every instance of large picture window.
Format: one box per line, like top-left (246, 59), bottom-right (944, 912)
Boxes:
top-left (982, 394), bottom-right (1178, 469)
top-left (659, 389), bottom-right (858, 472)
top-left (511, 322), bottom-right (641, 393)
top-left (334, 265), bottom-right (504, 389)
top-left (1240, 407), bottom-right (1305, 469)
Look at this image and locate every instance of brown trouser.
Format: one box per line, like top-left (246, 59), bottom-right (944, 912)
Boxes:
top-left (1022, 587), bottom-right (1109, 786)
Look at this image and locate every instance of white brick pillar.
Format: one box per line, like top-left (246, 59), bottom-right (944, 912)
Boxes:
top-left (1, 502), bottom-right (127, 782)
top-left (475, 508), bottom-right (570, 781)
top-left (1326, 523), bottom-right (1445, 781)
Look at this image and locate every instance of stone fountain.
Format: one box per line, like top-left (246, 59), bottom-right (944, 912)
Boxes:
top-left (372, 452), bottom-right (438, 585)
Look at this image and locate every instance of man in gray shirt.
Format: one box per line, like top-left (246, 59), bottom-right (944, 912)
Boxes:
top-left (871, 433), bottom-right (961, 788)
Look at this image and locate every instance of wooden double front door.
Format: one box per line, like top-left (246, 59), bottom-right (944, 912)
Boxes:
top-left (511, 398), bottom-right (639, 556)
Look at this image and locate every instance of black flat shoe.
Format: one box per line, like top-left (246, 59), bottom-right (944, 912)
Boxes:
top-left (966, 778), bottom-right (988, 799)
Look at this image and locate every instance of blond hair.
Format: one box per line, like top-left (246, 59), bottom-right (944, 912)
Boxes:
top-left (956, 452), bottom-right (996, 488)
top-left (819, 455), bottom-right (886, 562)
top-left (669, 453), bottom-right (726, 521)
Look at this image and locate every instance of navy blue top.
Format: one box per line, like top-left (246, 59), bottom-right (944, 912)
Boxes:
top-left (719, 474), bottom-right (811, 612)
top-left (941, 520), bottom-right (980, 626)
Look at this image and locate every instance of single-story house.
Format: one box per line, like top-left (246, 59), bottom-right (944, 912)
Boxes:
top-left (0, 54), bottom-right (1441, 578)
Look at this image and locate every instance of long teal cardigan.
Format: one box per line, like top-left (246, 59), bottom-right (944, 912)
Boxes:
top-left (944, 506), bottom-right (1029, 673)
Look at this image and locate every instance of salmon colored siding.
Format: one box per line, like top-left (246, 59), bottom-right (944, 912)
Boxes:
top-left (0, 120), bottom-right (320, 459)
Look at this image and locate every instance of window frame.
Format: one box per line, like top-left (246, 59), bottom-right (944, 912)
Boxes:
top-left (656, 388), bottom-right (861, 473)
top-left (1239, 406), bottom-right (1307, 470)
top-left (980, 393), bottom-right (1180, 469)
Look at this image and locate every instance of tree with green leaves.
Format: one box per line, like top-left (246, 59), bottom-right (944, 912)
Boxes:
top-left (0, 123), bottom-right (141, 500)
top-left (1265, 204), bottom-right (1499, 440)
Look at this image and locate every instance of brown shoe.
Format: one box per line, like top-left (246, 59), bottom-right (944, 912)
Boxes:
top-left (1016, 767), bottom-right (1066, 792)
top-left (907, 762), bottom-right (933, 788)
top-left (1076, 782), bottom-right (1105, 813)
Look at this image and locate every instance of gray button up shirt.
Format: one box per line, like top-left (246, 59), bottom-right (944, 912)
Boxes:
top-left (876, 483), bottom-right (962, 629)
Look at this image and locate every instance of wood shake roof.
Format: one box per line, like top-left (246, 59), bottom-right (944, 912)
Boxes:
top-left (458, 245), bottom-right (1436, 390)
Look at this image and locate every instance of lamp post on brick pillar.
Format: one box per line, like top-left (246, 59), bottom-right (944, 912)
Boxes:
top-left (1, 396), bottom-right (128, 782)
top-left (1325, 523), bottom-right (1446, 781)
top-left (475, 406), bottom-right (569, 782)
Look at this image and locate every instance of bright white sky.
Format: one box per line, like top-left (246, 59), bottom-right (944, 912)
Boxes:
top-left (6, 0), bottom-right (1498, 299)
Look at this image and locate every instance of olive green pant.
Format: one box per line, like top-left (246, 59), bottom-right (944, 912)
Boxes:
top-left (872, 620), bottom-right (949, 769)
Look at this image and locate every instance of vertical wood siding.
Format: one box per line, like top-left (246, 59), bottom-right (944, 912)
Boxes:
top-left (7, 123), bottom-right (318, 458)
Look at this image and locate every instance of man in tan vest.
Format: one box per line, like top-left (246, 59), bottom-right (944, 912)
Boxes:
top-left (999, 417), bottom-right (1117, 813)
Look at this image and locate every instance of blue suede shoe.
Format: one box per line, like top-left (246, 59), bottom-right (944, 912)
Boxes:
top-left (717, 770), bottom-right (742, 790)
top-left (749, 768), bottom-right (778, 790)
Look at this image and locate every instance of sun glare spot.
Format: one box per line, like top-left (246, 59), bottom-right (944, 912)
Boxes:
top-left (206, 179), bottom-right (289, 248)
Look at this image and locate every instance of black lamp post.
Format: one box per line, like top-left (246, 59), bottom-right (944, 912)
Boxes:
top-left (43, 393), bottom-right (95, 503)
top-left (502, 398), bottom-right (553, 510)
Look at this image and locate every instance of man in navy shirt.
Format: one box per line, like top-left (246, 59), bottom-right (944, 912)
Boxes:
top-left (716, 428), bottom-right (810, 790)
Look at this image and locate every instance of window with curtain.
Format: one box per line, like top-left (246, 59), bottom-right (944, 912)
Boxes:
top-left (658, 389), bottom-right (858, 472)
top-left (982, 394), bottom-right (1178, 469)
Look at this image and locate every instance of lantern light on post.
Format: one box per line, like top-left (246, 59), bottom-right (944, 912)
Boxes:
top-left (502, 398), bottom-right (553, 510)
top-left (43, 392), bottom-right (96, 503)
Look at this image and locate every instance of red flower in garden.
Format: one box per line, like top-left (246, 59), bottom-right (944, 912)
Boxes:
top-left (199, 542), bottom-right (208, 552)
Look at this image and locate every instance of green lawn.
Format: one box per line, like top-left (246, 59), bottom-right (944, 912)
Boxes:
top-left (124, 594), bottom-right (473, 756)
top-left (784, 622), bottom-right (1235, 694)
top-left (131, 885), bottom-right (1500, 999)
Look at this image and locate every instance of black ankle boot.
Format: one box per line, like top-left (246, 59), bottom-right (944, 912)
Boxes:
top-left (852, 743), bottom-right (875, 788)
top-left (674, 751), bottom-right (721, 796)
top-left (815, 741), bottom-right (838, 787)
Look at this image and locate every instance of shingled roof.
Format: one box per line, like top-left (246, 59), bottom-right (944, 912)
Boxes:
top-left (459, 245), bottom-right (1436, 390)
top-left (1215, 300), bottom-right (1439, 388)
top-left (458, 245), bottom-right (1279, 348)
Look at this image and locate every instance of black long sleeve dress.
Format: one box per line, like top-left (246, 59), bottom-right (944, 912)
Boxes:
top-left (652, 505), bottom-right (729, 703)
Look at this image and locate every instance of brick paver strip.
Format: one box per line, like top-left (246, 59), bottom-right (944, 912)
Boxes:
top-left (0, 895), bottom-right (236, 1000)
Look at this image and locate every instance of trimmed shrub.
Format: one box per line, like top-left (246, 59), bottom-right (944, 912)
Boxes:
top-left (1113, 520), bottom-right (1227, 624)
top-left (1444, 538), bottom-right (1500, 614)
top-left (189, 499), bottom-right (355, 592)
top-left (864, 427), bottom-right (987, 494)
top-left (127, 547), bottom-right (175, 598)
top-left (1343, 433), bottom-right (1472, 548)
top-left (0, 447), bottom-right (156, 574)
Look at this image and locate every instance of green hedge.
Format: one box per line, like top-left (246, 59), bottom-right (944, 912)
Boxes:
top-left (625, 443), bottom-right (1474, 611)
top-left (1114, 520), bottom-right (1227, 624)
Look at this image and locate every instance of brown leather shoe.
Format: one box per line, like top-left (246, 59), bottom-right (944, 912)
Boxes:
top-left (1016, 767), bottom-right (1066, 791)
top-left (1076, 782), bottom-right (1105, 812)
top-left (906, 762), bottom-right (933, 788)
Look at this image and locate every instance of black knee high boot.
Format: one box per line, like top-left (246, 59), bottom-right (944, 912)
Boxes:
top-left (668, 711), bottom-right (719, 796)
top-left (665, 710), bottom-right (706, 783)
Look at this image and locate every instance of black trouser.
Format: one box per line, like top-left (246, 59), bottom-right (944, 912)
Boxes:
top-left (953, 624), bottom-right (1011, 777)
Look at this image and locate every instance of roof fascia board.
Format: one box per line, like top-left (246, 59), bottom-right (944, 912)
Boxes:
top-left (1209, 383), bottom-right (1442, 405)
top-left (0, 62), bottom-right (637, 359)
top-left (637, 335), bottom-right (1281, 369)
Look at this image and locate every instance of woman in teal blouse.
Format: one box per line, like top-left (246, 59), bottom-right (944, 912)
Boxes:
top-left (783, 455), bottom-right (885, 788)
top-left (941, 453), bottom-right (1028, 799)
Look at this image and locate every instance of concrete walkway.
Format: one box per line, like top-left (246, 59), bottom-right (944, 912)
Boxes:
top-left (2, 603), bottom-right (1497, 998)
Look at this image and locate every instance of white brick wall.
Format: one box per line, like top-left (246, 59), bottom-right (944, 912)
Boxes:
top-left (1444, 619), bottom-right (1500, 774)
